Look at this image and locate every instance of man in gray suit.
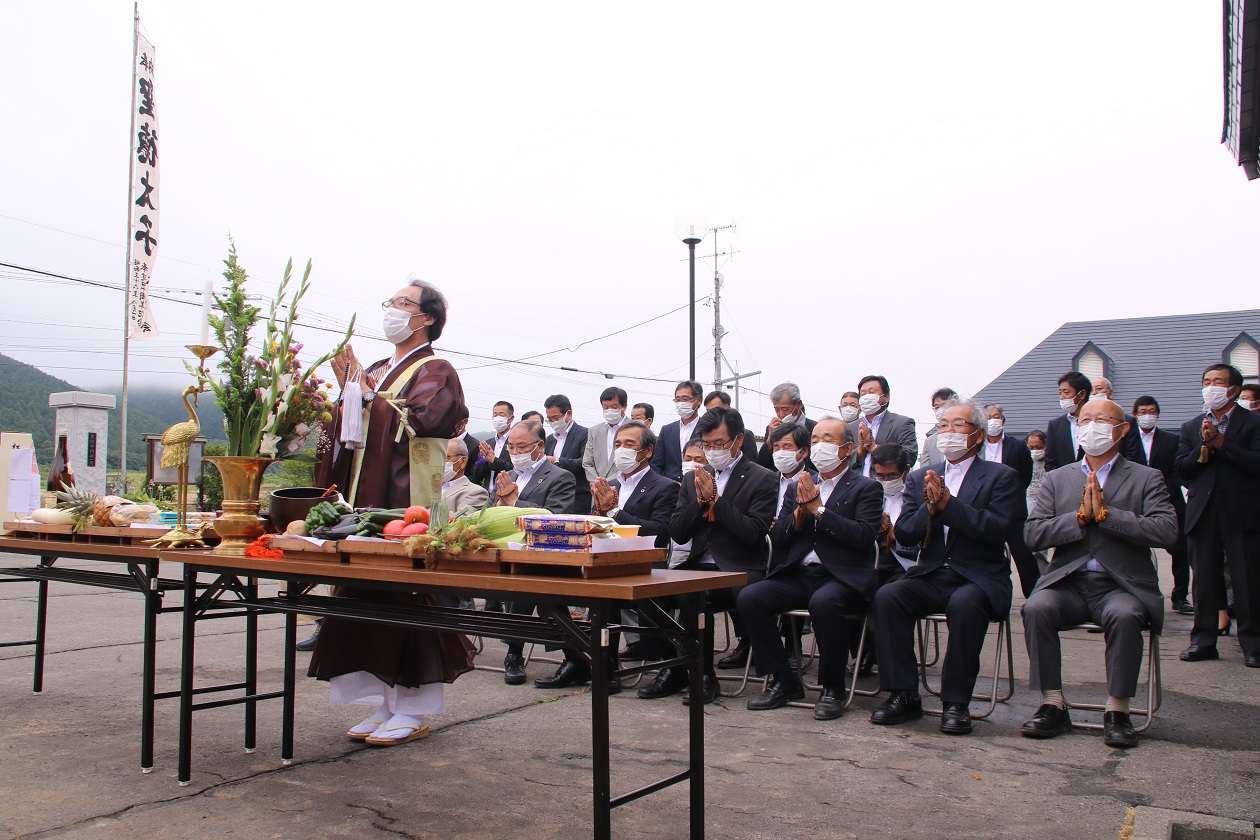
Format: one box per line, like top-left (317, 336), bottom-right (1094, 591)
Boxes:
top-left (1021, 398), bottom-right (1178, 748)
top-left (851, 374), bottom-right (918, 476)
top-left (582, 386), bottom-right (629, 483)
top-left (442, 437), bottom-right (489, 518)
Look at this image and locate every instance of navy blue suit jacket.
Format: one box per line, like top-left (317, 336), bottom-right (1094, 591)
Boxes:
top-left (1175, 406), bottom-right (1260, 533)
top-left (669, 456), bottom-right (779, 575)
top-left (651, 418), bottom-right (701, 481)
top-left (769, 473), bottom-right (883, 599)
top-left (609, 468), bottom-right (679, 549)
top-left (894, 458), bottom-right (1021, 617)
top-left (546, 423), bottom-right (591, 513)
top-left (1131, 426), bottom-right (1185, 517)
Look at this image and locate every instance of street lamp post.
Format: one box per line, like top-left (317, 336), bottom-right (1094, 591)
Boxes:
top-left (674, 210), bottom-right (708, 381)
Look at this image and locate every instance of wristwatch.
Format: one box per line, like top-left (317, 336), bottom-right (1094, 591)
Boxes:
top-left (814, 505), bottom-right (826, 519)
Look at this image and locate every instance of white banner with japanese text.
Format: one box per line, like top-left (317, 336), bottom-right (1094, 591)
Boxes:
top-left (127, 32), bottom-right (159, 339)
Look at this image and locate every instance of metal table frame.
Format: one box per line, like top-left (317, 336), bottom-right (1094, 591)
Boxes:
top-left (171, 551), bottom-right (740, 840)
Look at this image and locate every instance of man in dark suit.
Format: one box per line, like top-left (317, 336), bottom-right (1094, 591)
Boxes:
top-left (1131, 396), bottom-right (1192, 613)
top-left (984, 404), bottom-right (1039, 597)
top-left (1176, 364), bottom-right (1260, 669)
top-left (493, 421), bottom-right (578, 686)
top-left (637, 407), bottom-right (778, 704)
top-left (851, 374), bottom-right (918, 475)
top-left (755, 382), bottom-right (818, 472)
top-left (870, 400), bottom-right (1022, 735)
top-left (1021, 398), bottom-right (1178, 748)
top-left (703, 390), bottom-right (760, 462)
top-left (738, 419), bottom-right (883, 720)
top-left (1045, 372), bottom-right (1090, 472)
top-left (543, 393), bottom-right (591, 514)
top-left (476, 400), bottom-right (516, 489)
top-left (652, 380), bottom-right (706, 481)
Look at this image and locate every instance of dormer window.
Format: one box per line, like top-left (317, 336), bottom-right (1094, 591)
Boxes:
top-left (1073, 342), bottom-right (1112, 382)
top-left (1225, 332), bottom-right (1260, 383)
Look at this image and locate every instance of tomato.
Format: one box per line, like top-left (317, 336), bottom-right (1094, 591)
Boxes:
top-left (401, 522), bottom-right (429, 536)
top-left (383, 519), bottom-right (406, 536)
top-left (403, 505), bottom-right (430, 526)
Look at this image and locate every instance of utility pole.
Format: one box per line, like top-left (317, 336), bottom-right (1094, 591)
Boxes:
top-left (707, 224), bottom-right (737, 391)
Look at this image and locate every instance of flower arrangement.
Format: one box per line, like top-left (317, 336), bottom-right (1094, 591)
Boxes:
top-left (192, 243), bottom-right (355, 460)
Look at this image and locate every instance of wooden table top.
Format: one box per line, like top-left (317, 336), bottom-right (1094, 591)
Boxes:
top-left (163, 550), bottom-right (746, 600)
top-left (0, 535), bottom-right (162, 561)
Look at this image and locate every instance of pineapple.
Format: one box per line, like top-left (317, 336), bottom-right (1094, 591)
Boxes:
top-left (92, 495), bottom-right (130, 526)
top-left (53, 482), bottom-right (100, 532)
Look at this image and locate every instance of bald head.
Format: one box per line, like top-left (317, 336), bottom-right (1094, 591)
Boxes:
top-left (1080, 398), bottom-right (1124, 425)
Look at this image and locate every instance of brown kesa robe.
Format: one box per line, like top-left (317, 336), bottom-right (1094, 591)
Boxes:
top-left (310, 344), bottom-right (475, 687)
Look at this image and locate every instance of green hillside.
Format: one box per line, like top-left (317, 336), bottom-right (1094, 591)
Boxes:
top-left (0, 353), bottom-right (226, 471)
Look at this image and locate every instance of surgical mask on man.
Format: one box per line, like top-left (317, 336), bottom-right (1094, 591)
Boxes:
top-left (878, 476), bottom-right (905, 498)
top-left (934, 406), bottom-right (947, 421)
top-left (510, 447), bottom-right (537, 472)
top-left (1029, 449), bottom-right (1045, 462)
top-left (779, 411), bottom-right (801, 426)
top-left (810, 442), bottom-right (846, 473)
top-left (985, 419), bottom-right (1004, 436)
top-left (1203, 385), bottom-right (1232, 412)
top-left (681, 460), bottom-right (703, 473)
top-left (382, 307), bottom-right (416, 344)
top-left (1077, 421), bottom-right (1118, 457)
top-left (771, 449), bottom-right (803, 474)
top-left (675, 401), bottom-right (697, 419)
top-left (549, 417), bottom-right (568, 434)
top-left (442, 462), bottom-right (457, 483)
top-left (602, 408), bottom-right (624, 425)
top-left (859, 393), bottom-right (882, 415)
top-left (1060, 397), bottom-right (1080, 413)
top-left (1089, 393), bottom-right (1108, 402)
top-left (936, 432), bottom-right (975, 460)
top-left (1136, 414), bottom-right (1157, 431)
top-left (706, 444), bottom-right (735, 471)
top-left (491, 416), bottom-right (511, 434)
top-left (613, 447), bottom-right (642, 475)
top-left (839, 406), bottom-right (860, 423)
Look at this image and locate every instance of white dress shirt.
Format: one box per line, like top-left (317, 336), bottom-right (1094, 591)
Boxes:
top-left (1140, 427), bottom-right (1155, 463)
top-left (777, 468), bottom-right (805, 515)
top-left (615, 464), bottom-right (649, 509)
top-left (802, 468), bottom-right (848, 565)
top-left (551, 420), bottom-right (572, 457)
top-left (678, 414), bottom-right (700, 455)
top-left (983, 436), bottom-right (1004, 464)
top-left (884, 488), bottom-right (915, 571)
top-left (861, 411), bottom-right (885, 476)
top-left (941, 455), bottom-right (976, 543)
top-left (1079, 453), bottom-right (1120, 573)
top-left (1067, 413), bottom-right (1080, 456)
top-left (512, 456), bottom-right (546, 495)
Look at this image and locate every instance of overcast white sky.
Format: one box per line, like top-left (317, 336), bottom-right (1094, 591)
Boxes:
top-left (1, 2), bottom-right (1256, 438)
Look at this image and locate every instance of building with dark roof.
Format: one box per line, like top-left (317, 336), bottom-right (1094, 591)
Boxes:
top-left (1223, 0), bottom-right (1260, 178)
top-left (974, 310), bottom-right (1260, 436)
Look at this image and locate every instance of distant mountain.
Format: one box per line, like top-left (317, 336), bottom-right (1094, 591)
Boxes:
top-left (0, 353), bottom-right (225, 471)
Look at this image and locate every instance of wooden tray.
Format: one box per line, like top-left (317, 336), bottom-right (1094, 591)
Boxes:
top-left (338, 540), bottom-right (505, 573)
top-left (2, 520), bottom-right (212, 544)
top-left (270, 535), bottom-right (343, 564)
top-left (498, 547), bottom-right (665, 579)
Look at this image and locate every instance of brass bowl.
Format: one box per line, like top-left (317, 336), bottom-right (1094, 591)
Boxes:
top-left (269, 486), bottom-right (331, 533)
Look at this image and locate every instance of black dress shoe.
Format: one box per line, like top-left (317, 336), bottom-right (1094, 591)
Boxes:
top-left (717, 640), bottom-right (750, 669)
top-left (813, 686), bottom-right (844, 721)
top-left (1245, 652), bottom-right (1260, 668)
top-left (857, 648), bottom-right (876, 677)
top-left (682, 674), bottom-right (720, 705)
top-left (870, 690), bottom-right (923, 725)
top-left (1021, 704), bottom-right (1072, 739)
top-left (1172, 600), bottom-right (1194, 615)
top-left (637, 667), bottom-right (688, 699)
top-left (1218, 622), bottom-right (1232, 637)
top-left (534, 660), bottom-right (590, 689)
top-left (503, 653), bottom-right (527, 685)
top-left (295, 621), bottom-right (321, 652)
top-left (619, 641), bottom-right (643, 660)
top-left (1102, 711), bottom-right (1138, 748)
top-left (746, 678), bottom-right (805, 711)
top-left (940, 702), bottom-right (973, 735)
top-left (1179, 644), bottom-right (1219, 662)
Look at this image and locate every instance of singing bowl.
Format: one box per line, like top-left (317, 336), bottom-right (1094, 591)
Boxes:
top-left (269, 486), bottom-right (331, 532)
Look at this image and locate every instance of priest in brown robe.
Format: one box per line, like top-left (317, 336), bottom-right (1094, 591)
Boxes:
top-left (310, 278), bottom-right (475, 746)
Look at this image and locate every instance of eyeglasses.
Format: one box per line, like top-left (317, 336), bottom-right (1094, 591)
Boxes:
top-left (936, 420), bottom-right (977, 431)
top-left (699, 439), bottom-right (733, 451)
top-left (1085, 417), bottom-right (1124, 426)
top-left (381, 297), bottom-right (421, 311)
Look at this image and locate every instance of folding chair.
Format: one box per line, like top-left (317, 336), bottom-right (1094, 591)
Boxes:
top-left (718, 535), bottom-right (773, 698)
top-left (915, 613), bottom-right (1015, 719)
top-left (1060, 622), bottom-right (1162, 733)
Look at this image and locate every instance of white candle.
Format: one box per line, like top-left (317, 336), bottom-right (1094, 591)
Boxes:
top-left (199, 275), bottom-right (213, 345)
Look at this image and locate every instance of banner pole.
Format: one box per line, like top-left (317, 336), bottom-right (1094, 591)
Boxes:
top-left (119, 1), bottom-right (139, 494)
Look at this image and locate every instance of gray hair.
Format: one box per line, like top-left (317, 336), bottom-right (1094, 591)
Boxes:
top-left (951, 399), bottom-right (987, 432)
top-left (984, 403), bottom-right (1005, 419)
top-left (770, 382), bottom-right (801, 403)
top-left (816, 415), bottom-right (853, 445)
top-left (449, 438), bottom-right (468, 458)
top-left (1094, 377), bottom-right (1113, 391)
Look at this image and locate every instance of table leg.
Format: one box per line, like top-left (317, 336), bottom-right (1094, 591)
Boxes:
top-left (686, 592), bottom-right (705, 840)
top-left (178, 568), bottom-right (197, 786)
top-left (281, 606), bottom-right (296, 766)
top-left (589, 600), bottom-right (611, 840)
top-left (244, 578), bottom-right (258, 754)
top-left (32, 577), bottom-right (48, 695)
top-left (140, 559), bottom-right (159, 773)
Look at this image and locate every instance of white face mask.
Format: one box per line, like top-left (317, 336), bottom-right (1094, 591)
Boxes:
top-left (1243, 399), bottom-right (1259, 412)
top-left (491, 416), bottom-right (511, 434)
top-left (985, 419), bottom-right (1004, 436)
top-left (1029, 448), bottom-right (1045, 461)
top-left (1136, 414), bottom-right (1157, 431)
top-left (838, 406), bottom-right (860, 423)
top-left (771, 449), bottom-right (803, 474)
top-left (549, 416), bottom-right (568, 434)
top-left (878, 476), bottom-right (905, 498)
top-left (706, 444), bottom-right (735, 471)
top-left (1059, 397), bottom-right (1080, 413)
top-left (681, 460), bottom-right (703, 473)
top-left (936, 431), bottom-right (975, 461)
top-left (510, 446), bottom-right (538, 472)
top-left (933, 406), bottom-right (947, 421)
top-left (859, 393), bottom-right (882, 415)
top-left (613, 447), bottom-right (642, 475)
top-left (675, 401), bottom-right (697, 419)
top-left (1089, 393), bottom-right (1108, 402)
top-left (1077, 421), bottom-right (1118, 457)
top-left (442, 462), bottom-right (457, 483)
top-left (382, 307), bottom-right (417, 344)
top-left (1203, 385), bottom-right (1232, 412)
top-left (778, 411), bottom-right (801, 426)
top-left (603, 408), bottom-right (624, 425)
top-left (810, 441), bottom-right (846, 473)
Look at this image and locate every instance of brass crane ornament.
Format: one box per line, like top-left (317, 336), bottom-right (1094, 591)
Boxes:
top-left (149, 346), bottom-right (217, 548)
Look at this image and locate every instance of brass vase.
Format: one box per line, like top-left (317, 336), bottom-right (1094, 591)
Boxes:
top-left (205, 456), bottom-right (275, 556)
